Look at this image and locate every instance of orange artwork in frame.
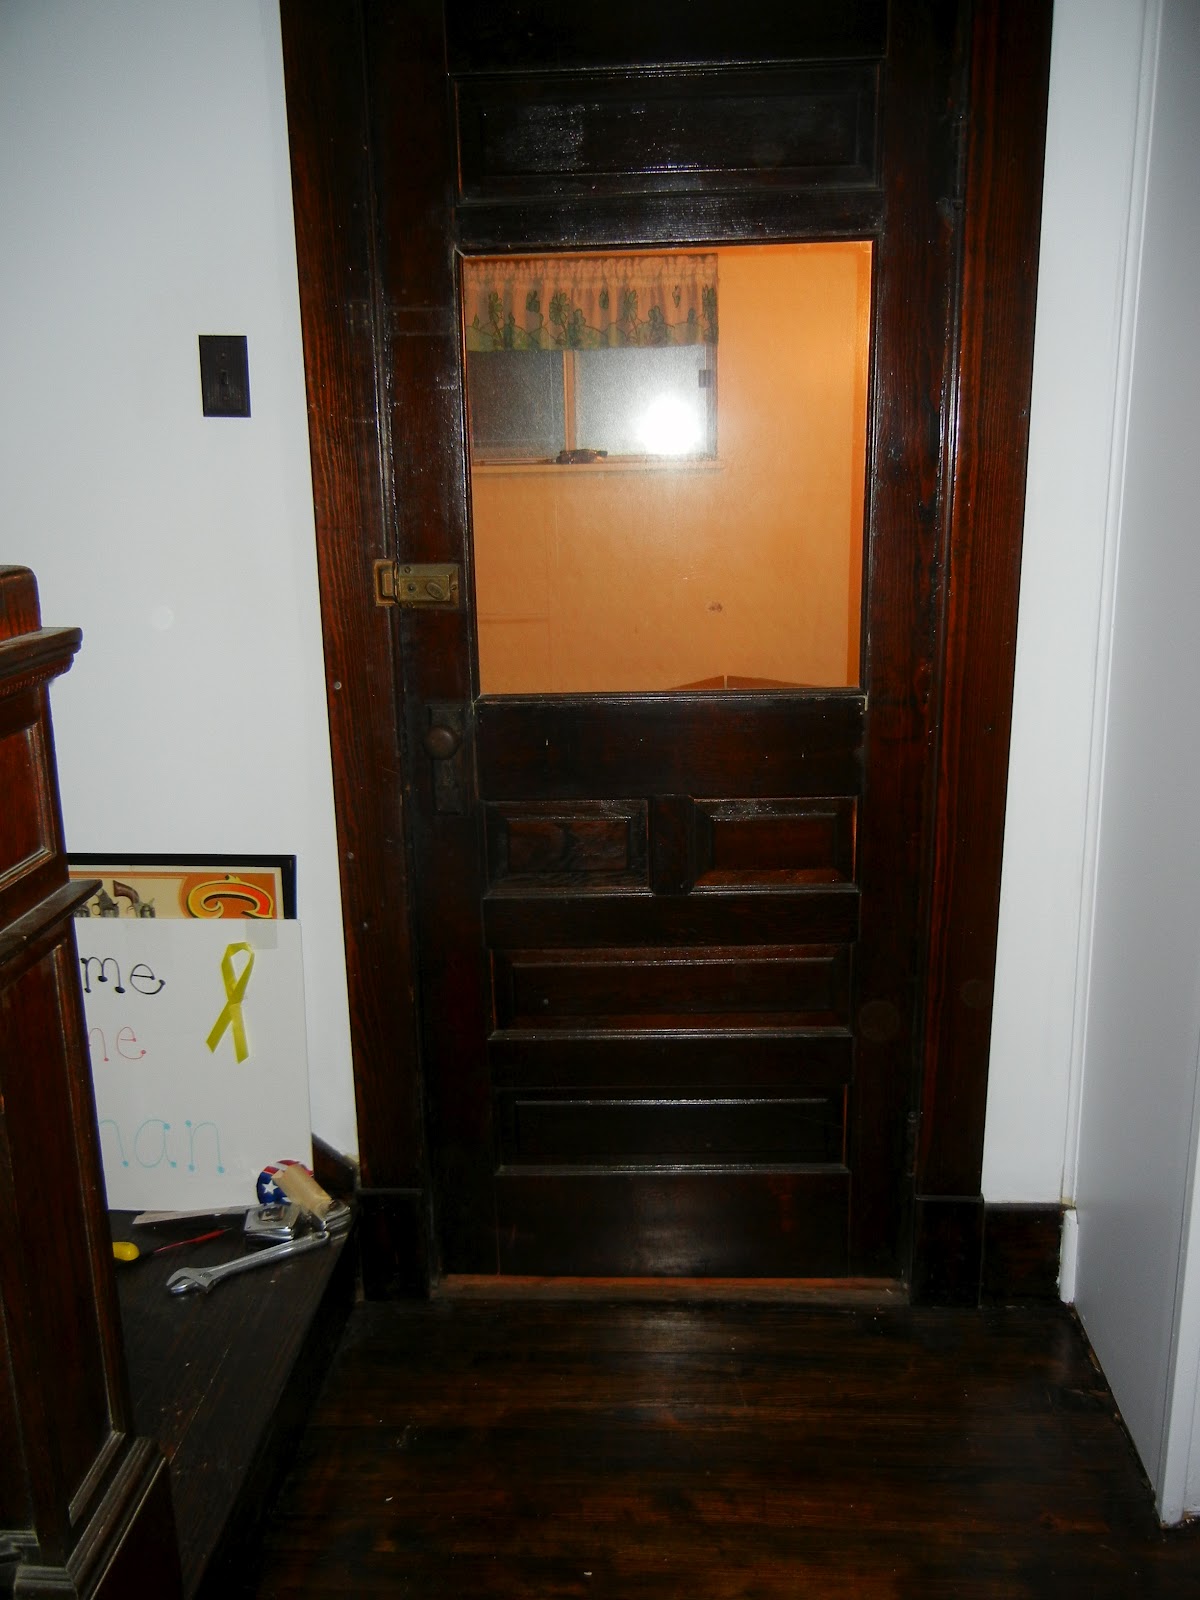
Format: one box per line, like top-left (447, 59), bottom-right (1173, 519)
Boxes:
top-left (68, 855), bottom-right (296, 921)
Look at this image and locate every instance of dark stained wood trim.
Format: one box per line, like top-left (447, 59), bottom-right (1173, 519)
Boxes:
top-left (910, 1194), bottom-right (984, 1306)
top-left (455, 193), bottom-right (884, 254)
top-left (279, 0), bottom-right (1054, 1298)
top-left (912, 1201), bottom-right (1064, 1306)
top-left (362, 0), bottom-right (499, 1280)
top-left (915, 0), bottom-right (1054, 1214)
top-left (847, 0), bottom-right (966, 1277)
top-left (87, 1449), bottom-right (181, 1600)
top-left (981, 1204), bottom-right (1063, 1304)
top-left (279, 2), bottom-right (429, 1290)
top-left (356, 1189), bottom-right (432, 1300)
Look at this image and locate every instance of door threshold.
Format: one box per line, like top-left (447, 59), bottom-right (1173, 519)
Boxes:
top-left (434, 1274), bottom-right (906, 1305)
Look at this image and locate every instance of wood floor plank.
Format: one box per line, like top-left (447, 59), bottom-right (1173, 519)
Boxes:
top-left (220, 1300), bottom-right (1200, 1599)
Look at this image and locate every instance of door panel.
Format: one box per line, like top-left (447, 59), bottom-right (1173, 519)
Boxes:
top-left (488, 1032), bottom-right (853, 1092)
top-left (496, 1093), bottom-right (844, 1167)
top-left (443, 0), bottom-right (889, 76)
top-left (476, 696), bottom-right (860, 1272)
top-left (484, 893), bottom-right (858, 949)
top-left (455, 68), bottom-right (880, 204)
top-left (496, 1170), bottom-right (851, 1277)
top-left (360, 0), bottom-right (966, 1279)
top-left (475, 695), bottom-right (864, 797)
top-left (493, 947), bottom-right (850, 1028)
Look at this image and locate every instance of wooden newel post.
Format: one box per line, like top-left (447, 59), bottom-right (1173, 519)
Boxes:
top-left (0, 566), bottom-right (181, 1597)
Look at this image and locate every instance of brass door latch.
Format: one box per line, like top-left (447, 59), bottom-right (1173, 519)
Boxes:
top-left (374, 560), bottom-right (460, 608)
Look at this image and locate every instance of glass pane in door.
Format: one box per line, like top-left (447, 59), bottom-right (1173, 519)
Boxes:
top-left (462, 241), bottom-right (872, 693)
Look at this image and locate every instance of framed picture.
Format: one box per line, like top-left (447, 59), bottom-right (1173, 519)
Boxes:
top-left (68, 854), bottom-right (296, 921)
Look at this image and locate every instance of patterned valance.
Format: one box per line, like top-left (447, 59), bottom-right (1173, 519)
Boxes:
top-left (462, 253), bottom-right (718, 351)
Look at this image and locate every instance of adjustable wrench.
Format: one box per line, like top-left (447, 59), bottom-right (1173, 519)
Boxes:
top-left (166, 1229), bottom-right (329, 1295)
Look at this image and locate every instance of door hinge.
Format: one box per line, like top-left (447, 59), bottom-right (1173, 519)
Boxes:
top-left (373, 560), bottom-right (460, 608)
top-left (905, 1111), bottom-right (921, 1179)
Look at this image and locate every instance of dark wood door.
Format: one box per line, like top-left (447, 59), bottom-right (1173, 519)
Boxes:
top-left (354, 0), bottom-right (969, 1279)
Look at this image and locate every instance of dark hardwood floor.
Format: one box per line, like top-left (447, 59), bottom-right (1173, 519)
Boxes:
top-left (224, 1294), bottom-right (1200, 1598)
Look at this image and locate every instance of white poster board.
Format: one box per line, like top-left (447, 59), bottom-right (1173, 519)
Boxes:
top-left (76, 919), bottom-right (312, 1211)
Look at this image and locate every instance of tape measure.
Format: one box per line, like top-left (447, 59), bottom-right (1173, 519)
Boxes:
top-left (256, 1160), bottom-right (312, 1205)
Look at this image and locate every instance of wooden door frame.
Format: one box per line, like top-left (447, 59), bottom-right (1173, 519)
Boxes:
top-left (279, 0), bottom-right (1053, 1302)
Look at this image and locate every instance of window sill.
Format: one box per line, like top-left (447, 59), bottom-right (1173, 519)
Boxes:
top-left (472, 457), bottom-right (724, 477)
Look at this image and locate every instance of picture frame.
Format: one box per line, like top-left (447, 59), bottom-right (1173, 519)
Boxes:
top-left (68, 853), bottom-right (296, 921)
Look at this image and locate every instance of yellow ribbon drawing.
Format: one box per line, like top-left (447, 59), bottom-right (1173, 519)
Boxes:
top-left (206, 942), bottom-right (255, 1063)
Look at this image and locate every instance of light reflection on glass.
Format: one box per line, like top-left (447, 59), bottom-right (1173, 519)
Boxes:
top-left (636, 392), bottom-right (704, 456)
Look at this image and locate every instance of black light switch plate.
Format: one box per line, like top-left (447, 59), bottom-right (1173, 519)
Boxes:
top-left (199, 334), bottom-right (251, 417)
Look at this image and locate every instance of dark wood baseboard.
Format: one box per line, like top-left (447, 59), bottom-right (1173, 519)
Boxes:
top-left (354, 1182), bottom-right (1063, 1307)
top-left (981, 1203), bottom-right (1063, 1303)
top-left (910, 1194), bottom-right (985, 1306)
top-left (85, 1445), bottom-right (182, 1600)
top-left (911, 1196), bottom-right (1063, 1306)
top-left (357, 1188), bottom-right (431, 1299)
top-left (359, 1193), bottom-right (1064, 1306)
top-left (13, 1440), bottom-right (181, 1600)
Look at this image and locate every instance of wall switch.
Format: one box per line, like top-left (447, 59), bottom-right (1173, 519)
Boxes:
top-left (199, 334), bottom-right (250, 417)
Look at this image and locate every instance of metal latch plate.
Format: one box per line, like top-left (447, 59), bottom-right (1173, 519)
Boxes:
top-left (374, 561), bottom-right (460, 608)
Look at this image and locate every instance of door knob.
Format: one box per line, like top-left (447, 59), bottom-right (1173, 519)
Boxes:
top-left (422, 703), bottom-right (466, 814)
top-left (423, 724), bottom-right (461, 760)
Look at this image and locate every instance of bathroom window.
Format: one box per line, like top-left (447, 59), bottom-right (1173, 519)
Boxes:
top-left (463, 252), bottom-right (718, 464)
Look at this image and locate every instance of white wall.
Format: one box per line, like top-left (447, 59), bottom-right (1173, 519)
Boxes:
top-left (1067, 0), bottom-right (1200, 1521)
top-left (984, 0), bottom-right (1149, 1206)
top-left (0, 1), bottom-right (358, 1158)
top-left (989, 0), bottom-right (1200, 1519)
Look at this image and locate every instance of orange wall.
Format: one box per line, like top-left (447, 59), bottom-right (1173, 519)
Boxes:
top-left (470, 242), bottom-right (871, 693)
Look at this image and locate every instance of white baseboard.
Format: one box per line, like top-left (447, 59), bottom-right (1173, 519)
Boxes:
top-left (1059, 1207), bottom-right (1079, 1303)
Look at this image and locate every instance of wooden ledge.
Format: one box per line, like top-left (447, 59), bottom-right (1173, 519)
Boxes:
top-left (114, 1212), bottom-right (357, 1599)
